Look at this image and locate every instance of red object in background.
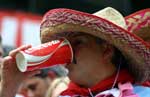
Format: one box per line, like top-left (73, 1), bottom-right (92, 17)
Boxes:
top-left (16, 39), bottom-right (73, 72)
top-left (0, 10), bottom-right (42, 48)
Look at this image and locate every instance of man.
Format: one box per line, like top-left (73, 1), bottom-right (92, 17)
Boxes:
top-left (0, 7), bottom-right (150, 97)
top-left (16, 66), bottom-right (68, 97)
top-left (16, 69), bottom-right (51, 97)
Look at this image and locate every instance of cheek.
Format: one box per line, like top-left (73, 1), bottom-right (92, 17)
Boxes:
top-left (76, 45), bottom-right (101, 59)
top-left (75, 47), bottom-right (87, 63)
top-left (75, 45), bottom-right (105, 66)
top-left (74, 43), bottom-right (91, 55)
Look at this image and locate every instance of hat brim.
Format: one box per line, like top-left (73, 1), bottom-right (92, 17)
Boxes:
top-left (40, 8), bottom-right (150, 82)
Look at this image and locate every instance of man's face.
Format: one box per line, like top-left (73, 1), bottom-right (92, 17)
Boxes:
top-left (65, 33), bottom-right (115, 86)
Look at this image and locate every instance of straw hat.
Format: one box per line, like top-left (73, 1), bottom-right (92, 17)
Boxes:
top-left (40, 7), bottom-right (150, 82)
top-left (125, 9), bottom-right (150, 44)
top-left (132, 26), bottom-right (150, 44)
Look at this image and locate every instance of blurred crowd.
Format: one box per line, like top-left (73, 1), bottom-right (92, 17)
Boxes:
top-left (16, 68), bottom-right (70, 97)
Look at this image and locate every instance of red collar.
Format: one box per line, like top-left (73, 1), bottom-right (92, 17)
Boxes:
top-left (61, 69), bottom-right (134, 96)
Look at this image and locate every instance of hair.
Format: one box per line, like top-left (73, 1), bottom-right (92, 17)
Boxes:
top-left (35, 69), bottom-right (50, 78)
top-left (45, 77), bottom-right (70, 97)
top-left (35, 65), bottom-right (68, 79)
top-left (111, 48), bottom-right (128, 69)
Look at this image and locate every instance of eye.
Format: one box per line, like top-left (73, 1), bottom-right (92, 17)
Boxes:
top-left (72, 38), bottom-right (87, 48)
top-left (73, 39), bottom-right (82, 46)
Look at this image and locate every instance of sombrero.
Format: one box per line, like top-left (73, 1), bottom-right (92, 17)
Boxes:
top-left (125, 9), bottom-right (150, 44)
top-left (40, 7), bottom-right (150, 82)
top-left (132, 26), bottom-right (150, 44)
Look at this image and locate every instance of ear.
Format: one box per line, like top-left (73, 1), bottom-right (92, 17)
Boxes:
top-left (102, 43), bottom-right (114, 61)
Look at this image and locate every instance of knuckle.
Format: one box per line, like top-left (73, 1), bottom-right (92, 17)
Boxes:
top-left (9, 50), bottom-right (15, 56)
top-left (8, 51), bottom-right (12, 56)
top-left (2, 56), bottom-right (12, 65)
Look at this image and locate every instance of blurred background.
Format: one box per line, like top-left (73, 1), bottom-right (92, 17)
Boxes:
top-left (0, 0), bottom-right (149, 56)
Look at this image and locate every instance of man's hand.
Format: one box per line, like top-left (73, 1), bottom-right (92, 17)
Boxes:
top-left (0, 45), bottom-right (40, 97)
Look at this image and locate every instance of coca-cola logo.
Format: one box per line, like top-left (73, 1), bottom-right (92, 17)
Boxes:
top-left (41, 40), bottom-right (60, 48)
top-left (24, 40), bottom-right (62, 54)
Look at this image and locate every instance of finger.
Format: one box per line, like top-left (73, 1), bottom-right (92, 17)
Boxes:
top-left (9, 45), bottom-right (32, 57)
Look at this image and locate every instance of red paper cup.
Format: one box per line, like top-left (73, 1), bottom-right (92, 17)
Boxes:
top-left (16, 39), bottom-right (73, 72)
